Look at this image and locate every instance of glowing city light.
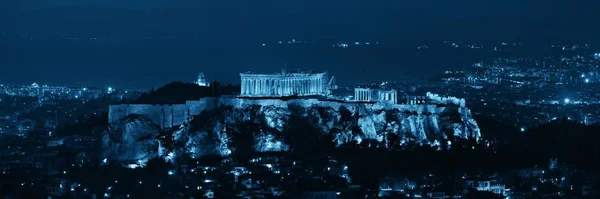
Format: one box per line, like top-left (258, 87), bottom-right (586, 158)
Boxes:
top-left (564, 98), bottom-right (570, 104)
top-left (168, 170), bottom-right (174, 175)
top-left (520, 127), bottom-right (525, 132)
top-left (585, 78), bottom-right (590, 83)
top-left (127, 164), bottom-right (140, 169)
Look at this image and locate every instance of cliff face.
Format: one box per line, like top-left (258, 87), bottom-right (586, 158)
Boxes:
top-left (102, 115), bottom-right (162, 166)
top-left (103, 97), bottom-right (481, 166)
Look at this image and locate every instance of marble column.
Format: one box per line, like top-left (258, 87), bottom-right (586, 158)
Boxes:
top-left (250, 78), bottom-right (254, 95)
top-left (297, 79), bottom-right (301, 95)
top-left (298, 79), bottom-right (301, 95)
top-left (266, 79), bottom-right (270, 95)
top-left (261, 79), bottom-right (265, 95)
top-left (271, 79), bottom-right (275, 95)
top-left (278, 79), bottom-right (282, 96)
top-left (361, 90), bottom-right (367, 101)
top-left (361, 90), bottom-right (364, 101)
top-left (319, 78), bottom-right (323, 94)
top-left (265, 79), bottom-right (268, 95)
top-left (303, 78), bottom-right (307, 95)
top-left (358, 90), bottom-right (362, 101)
top-left (285, 79), bottom-right (289, 95)
top-left (293, 79), bottom-right (297, 95)
top-left (244, 78), bottom-right (249, 95)
top-left (301, 78), bottom-right (304, 95)
top-left (241, 78), bottom-right (245, 95)
top-left (255, 78), bottom-right (259, 95)
top-left (254, 79), bottom-right (258, 95)
top-left (286, 79), bottom-right (289, 95)
top-left (248, 79), bottom-right (252, 95)
top-left (311, 78), bottom-right (315, 93)
top-left (247, 79), bottom-right (251, 95)
top-left (242, 78), bottom-right (248, 95)
top-left (309, 78), bottom-right (312, 94)
top-left (360, 90), bottom-right (364, 101)
top-left (258, 79), bottom-right (262, 95)
top-left (308, 78), bottom-right (312, 94)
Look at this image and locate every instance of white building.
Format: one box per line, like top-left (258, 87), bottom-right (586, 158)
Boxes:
top-left (354, 88), bottom-right (397, 104)
top-left (196, 73), bottom-right (210, 87)
top-left (354, 88), bottom-right (375, 102)
top-left (240, 70), bottom-right (331, 97)
top-left (378, 89), bottom-right (398, 104)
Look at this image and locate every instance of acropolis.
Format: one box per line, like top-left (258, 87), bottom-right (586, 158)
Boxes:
top-left (109, 69), bottom-right (470, 129)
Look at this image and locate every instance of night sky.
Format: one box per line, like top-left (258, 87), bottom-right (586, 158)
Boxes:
top-left (2, 0), bottom-right (599, 89)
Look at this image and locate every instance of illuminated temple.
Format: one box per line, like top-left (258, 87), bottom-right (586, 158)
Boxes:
top-left (240, 70), bottom-right (332, 97)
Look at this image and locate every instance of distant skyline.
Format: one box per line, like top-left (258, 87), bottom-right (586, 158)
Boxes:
top-left (2, 0), bottom-right (600, 88)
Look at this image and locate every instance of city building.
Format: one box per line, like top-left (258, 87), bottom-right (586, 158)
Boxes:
top-left (239, 70), bottom-right (333, 97)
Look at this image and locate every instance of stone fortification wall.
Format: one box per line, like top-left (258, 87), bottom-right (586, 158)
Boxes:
top-left (109, 96), bottom-right (458, 129)
top-left (108, 104), bottom-right (190, 129)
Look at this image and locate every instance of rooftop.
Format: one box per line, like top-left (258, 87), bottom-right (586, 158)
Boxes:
top-left (240, 69), bottom-right (327, 77)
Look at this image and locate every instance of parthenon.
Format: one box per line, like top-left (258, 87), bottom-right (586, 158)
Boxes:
top-left (240, 70), bottom-right (330, 97)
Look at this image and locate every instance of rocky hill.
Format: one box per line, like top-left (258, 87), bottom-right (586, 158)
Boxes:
top-left (103, 95), bottom-right (481, 167)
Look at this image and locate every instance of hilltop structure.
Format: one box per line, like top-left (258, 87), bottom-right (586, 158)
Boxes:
top-left (196, 73), bottom-right (210, 87)
top-left (354, 88), bottom-right (398, 104)
top-left (239, 70), bottom-right (334, 97)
